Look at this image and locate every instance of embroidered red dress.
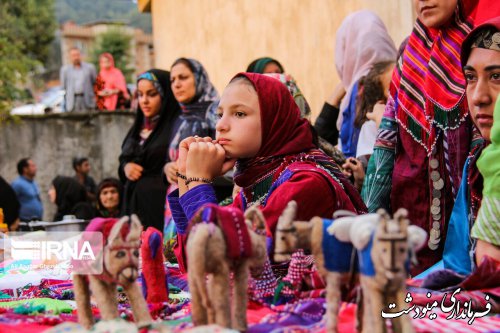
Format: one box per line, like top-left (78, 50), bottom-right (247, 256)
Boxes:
top-left (168, 73), bottom-right (366, 273)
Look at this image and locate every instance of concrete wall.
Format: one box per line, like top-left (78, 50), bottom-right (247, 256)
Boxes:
top-left (146, 0), bottom-right (415, 119)
top-left (0, 113), bottom-right (135, 221)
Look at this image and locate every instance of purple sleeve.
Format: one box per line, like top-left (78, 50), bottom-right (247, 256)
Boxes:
top-left (167, 185), bottom-right (218, 234)
top-left (179, 184), bottom-right (218, 222)
top-left (167, 189), bottom-right (189, 234)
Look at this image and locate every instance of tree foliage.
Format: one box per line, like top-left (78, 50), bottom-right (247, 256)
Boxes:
top-left (90, 28), bottom-right (134, 83)
top-left (0, 0), bottom-right (57, 118)
top-left (55, 0), bottom-right (152, 33)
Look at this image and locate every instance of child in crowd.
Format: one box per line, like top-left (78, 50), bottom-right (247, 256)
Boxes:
top-left (168, 73), bottom-right (366, 272)
top-left (342, 61), bottom-right (395, 191)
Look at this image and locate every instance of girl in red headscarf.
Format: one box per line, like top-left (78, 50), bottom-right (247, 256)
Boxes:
top-left (95, 53), bottom-right (130, 111)
top-left (168, 73), bottom-right (366, 272)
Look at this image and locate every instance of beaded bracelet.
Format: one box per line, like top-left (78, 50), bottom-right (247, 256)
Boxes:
top-left (175, 171), bottom-right (187, 181)
top-left (185, 177), bottom-right (213, 187)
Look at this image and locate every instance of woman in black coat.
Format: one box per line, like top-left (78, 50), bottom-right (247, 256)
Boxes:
top-left (118, 69), bottom-right (181, 231)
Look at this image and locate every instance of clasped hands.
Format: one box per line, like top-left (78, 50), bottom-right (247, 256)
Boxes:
top-left (175, 136), bottom-right (236, 189)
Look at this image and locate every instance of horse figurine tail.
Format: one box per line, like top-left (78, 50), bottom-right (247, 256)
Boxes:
top-left (141, 227), bottom-right (169, 304)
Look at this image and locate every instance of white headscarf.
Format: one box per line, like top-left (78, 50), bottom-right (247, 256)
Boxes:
top-left (335, 10), bottom-right (397, 130)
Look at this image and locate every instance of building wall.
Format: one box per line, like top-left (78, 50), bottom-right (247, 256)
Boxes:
top-left (0, 113), bottom-right (134, 221)
top-left (145, 0), bottom-right (415, 119)
top-left (60, 22), bottom-right (154, 79)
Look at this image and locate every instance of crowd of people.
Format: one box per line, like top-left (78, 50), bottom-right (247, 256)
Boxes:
top-left (1, 1), bottom-right (499, 285)
top-left (0, 157), bottom-right (123, 231)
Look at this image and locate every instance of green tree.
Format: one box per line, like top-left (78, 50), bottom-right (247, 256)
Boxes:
top-left (91, 28), bottom-right (134, 83)
top-left (0, 0), bottom-right (57, 119)
top-left (55, 0), bottom-right (152, 33)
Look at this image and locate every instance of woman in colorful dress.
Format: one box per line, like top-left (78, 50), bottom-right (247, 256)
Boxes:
top-left (362, 0), bottom-right (479, 273)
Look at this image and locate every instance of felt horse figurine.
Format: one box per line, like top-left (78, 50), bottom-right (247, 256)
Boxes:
top-left (328, 208), bottom-right (426, 333)
top-left (141, 227), bottom-right (169, 304)
top-left (73, 215), bottom-right (152, 330)
top-left (274, 200), bottom-right (366, 332)
top-left (186, 204), bottom-right (268, 331)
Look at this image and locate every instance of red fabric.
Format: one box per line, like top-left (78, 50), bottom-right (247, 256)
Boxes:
top-left (190, 204), bottom-right (253, 260)
top-left (0, 324), bottom-right (53, 333)
top-left (232, 73), bottom-right (315, 187)
top-left (141, 227), bottom-right (169, 303)
top-left (214, 205), bottom-right (253, 260)
top-left (173, 170), bottom-right (353, 271)
top-left (98, 53), bottom-right (129, 111)
top-left (174, 233), bottom-right (188, 273)
top-left (251, 166), bottom-right (360, 237)
top-left (391, 0), bottom-right (477, 153)
top-left (473, 0), bottom-right (500, 26)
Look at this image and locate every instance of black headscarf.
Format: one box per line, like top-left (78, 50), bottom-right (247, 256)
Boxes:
top-left (120, 69), bottom-right (181, 166)
top-left (0, 176), bottom-right (20, 227)
top-left (52, 176), bottom-right (92, 221)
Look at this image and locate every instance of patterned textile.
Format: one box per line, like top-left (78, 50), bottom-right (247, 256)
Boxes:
top-left (263, 73), bottom-right (311, 120)
top-left (361, 1), bottom-right (478, 273)
top-left (188, 204), bottom-right (253, 260)
top-left (461, 16), bottom-right (500, 66)
top-left (168, 58), bottom-right (218, 162)
top-left (361, 97), bottom-right (397, 213)
top-left (281, 250), bottom-right (309, 293)
top-left (1, 266), bottom-right (500, 333)
top-left (175, 58), bottom-right (219, 104)
top-left (393, 3), bottom-right (474, 153)
top-left (137, 71), bottom-right (164, 98)
top-left (471, 28), bottom-right (500, 51)
top-left (248, 259), bottom-right (277, 302)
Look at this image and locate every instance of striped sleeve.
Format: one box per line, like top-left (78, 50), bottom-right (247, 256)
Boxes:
top-left (361, 95), bottom-right (397, 212)
top-left (471, 196), bottom-right (500, 246)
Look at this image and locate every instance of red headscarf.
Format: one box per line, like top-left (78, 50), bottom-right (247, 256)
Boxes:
top-left (98, 53), bottom-right (130, 110)
top-left (232, 73), bottom-right (315, 187)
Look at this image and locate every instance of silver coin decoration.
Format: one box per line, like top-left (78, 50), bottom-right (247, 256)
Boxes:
top-left (433, 179), bottom-right (444, 190)
top-left (430, 159), bottom-right (439, 169)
